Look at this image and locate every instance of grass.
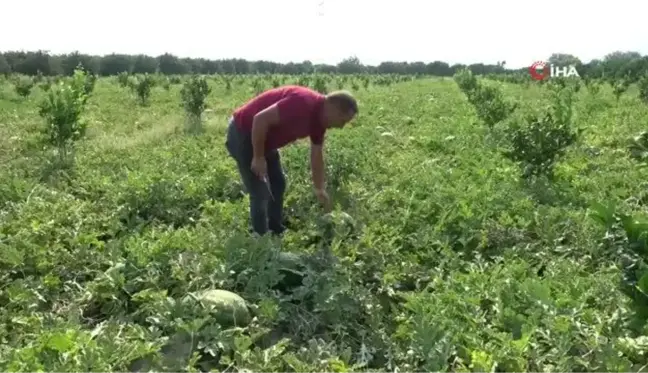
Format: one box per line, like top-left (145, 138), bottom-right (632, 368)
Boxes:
top-left (1, 74), bottom-right (648, 371)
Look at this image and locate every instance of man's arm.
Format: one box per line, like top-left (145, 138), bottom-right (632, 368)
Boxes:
top-left (310, 144), bottom-right (326, 191)
top-left (251, 95), bottom-right (307, 158)
top-left (251, 104), bottom-right (281, 158)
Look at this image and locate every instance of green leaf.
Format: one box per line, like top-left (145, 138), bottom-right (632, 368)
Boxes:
top-left (638, 272), bottom-right (648, 295)
top-left (47, 331), bottom-right (75, 353)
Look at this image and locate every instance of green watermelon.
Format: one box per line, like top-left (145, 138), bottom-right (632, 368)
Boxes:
top-left (322, 211), bottom-right (356, 228)
top-left (194, 289), bottom-right (251, 328)
top-left (273, 252), bottom-right (306, 293)
top-left (277, 252), bottom-right (304, 270)
top-left (319, 211), bottom-right (357, 243)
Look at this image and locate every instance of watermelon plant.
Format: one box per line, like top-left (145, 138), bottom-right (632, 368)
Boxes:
top-left (2, 68), bottom-right (648, 372)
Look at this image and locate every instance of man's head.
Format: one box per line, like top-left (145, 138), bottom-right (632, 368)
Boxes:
top-left (322, 90), bottom-right (358, 128)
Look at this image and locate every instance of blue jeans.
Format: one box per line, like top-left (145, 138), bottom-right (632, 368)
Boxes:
top-left (225, 118), bottom-right (286, 235)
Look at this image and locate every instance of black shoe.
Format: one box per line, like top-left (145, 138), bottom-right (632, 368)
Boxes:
top-left (269, 224), bottom-right (286, 236)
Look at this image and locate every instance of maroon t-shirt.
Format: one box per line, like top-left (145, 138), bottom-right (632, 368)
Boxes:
top-left (232, 85), bottom-right (326, 151)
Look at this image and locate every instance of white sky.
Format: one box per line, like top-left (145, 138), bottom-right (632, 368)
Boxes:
top-left (1, 0), bottom-right (647, 69)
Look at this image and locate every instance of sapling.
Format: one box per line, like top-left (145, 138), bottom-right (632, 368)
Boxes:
top-left (129, 74), bottom-right (155, 106)
top-left (180, 75), bottom-right (211, 133)
top-left (453, 68), bottom-right (478, 96)
top-left (638, 73), bottom-right (648, 103)
top-left (13, 75), bottom-right (34, 97)
top-left (613, 79), bottom-right (630, 101)
top-left (161, 77), bottom-right (170, 90)
top-left (470, 82), bottom-right (518, 128)
top-left (0, 56), bottom-right (9, 76)
top-left (83, 71), bottom-right (97, 96)
top-left (252, 77), bottom-right (264, 95)
top-left (39, 79), bottom-right (52, 92)
top-left (298, 75), bottom-right (310, 87)
top-left (503, 86), bottom-right (579, 180)
top-left (38, 68), bottom-right (90, 168)
top-left (454, 68), bottom-right (517, 129)
top-left (313, 75), bottom-right (327, 94)
top-left (587, 79), bottom-right (601, 96)
top-left (117, 72), bottom-right (130, 88)
top-left (216, 75), bottom-right (232, 92)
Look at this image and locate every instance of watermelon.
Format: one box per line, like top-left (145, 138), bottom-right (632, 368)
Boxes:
top-left (129, 290), bottom-right (249, 371)
top-left (194, 289), bottom-right (251, 328)
top-left (322, 211), bottom-right (356, 229)
top-left (273, 252), bottom-right (306, 293)
top-left (319, 211), bottom-right (357, 243)
top-left (276, 252), bottom-right (304, 270)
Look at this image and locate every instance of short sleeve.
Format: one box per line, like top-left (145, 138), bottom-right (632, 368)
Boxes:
top-left (310, 126), bottom-right (326, 145)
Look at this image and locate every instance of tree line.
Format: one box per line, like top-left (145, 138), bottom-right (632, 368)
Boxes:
top-left (0, 50), bottom-right (647, 81)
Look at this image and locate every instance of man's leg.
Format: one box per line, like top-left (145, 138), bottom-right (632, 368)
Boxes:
top-left (266, 150), bottom-right (286, 235)
top-left (237, 161), bottom-right (270, 235)
top-left (226, 118), bottom-right (270, 235)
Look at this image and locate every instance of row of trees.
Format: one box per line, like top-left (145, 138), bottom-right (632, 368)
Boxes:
top-left (0, 50), bottom-right (646, 81)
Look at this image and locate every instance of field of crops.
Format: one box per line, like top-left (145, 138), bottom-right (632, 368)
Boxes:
top-left (2, 71), bottom-right (648, 372)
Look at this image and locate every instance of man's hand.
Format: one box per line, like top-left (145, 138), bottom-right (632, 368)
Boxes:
top-left (251, 157), bottom-right (267, 180)
top-left (314, 188), bottom-right (332, 212)
top-left (310, 145), bottom-right (330, 211)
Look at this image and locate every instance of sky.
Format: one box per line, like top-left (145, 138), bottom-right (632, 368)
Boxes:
top-left (1, 0), bottom-right (647, 69)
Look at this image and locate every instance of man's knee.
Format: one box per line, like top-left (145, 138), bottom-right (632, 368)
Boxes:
top-left (247, 179), bottom-right (270, 204)
top-left (267, 154), bottom-right (286, 195)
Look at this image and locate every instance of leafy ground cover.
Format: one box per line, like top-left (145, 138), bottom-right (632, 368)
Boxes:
top-left (2, 73), bottom-right (648, 371)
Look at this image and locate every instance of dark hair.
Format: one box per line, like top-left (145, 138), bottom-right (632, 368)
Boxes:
top-left (326, 90), bottom-right (358, 115)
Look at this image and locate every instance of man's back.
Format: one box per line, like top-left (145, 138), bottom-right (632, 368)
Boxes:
top-left (232, 85), bottom-right (326, 150)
